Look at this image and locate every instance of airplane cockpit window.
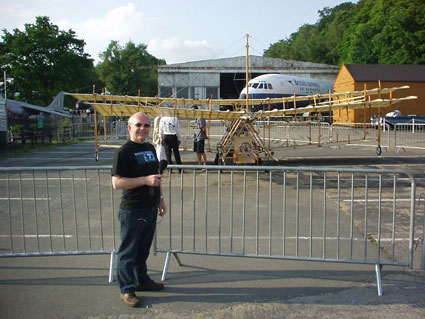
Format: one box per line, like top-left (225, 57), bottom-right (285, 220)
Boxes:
top-left (252, 83), bottom-right (259, 88)
top-left (258, 83), bottom-right (264, 89)
top-left (268, 83), bottom-right (273, 89)
top-left (248, 83), bottom-right (253, 87)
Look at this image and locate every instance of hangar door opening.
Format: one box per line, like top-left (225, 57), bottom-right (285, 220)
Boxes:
top-left (220, 73), bottom-right (263, 99)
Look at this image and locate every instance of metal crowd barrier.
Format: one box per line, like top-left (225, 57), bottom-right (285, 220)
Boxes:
top-left (0, 165), bottom-right (423, 296)
top-left (395, 123), bottom-right (425, 151)
top-left (0, 166), bottom-right (118, 282)
top-left (330, 123), bottom-right (390, 149)
top-left (157, 165), bottom-right (421, 296)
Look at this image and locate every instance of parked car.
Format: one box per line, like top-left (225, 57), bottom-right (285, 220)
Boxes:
top-left (371, 110), bottom-right (425, 130)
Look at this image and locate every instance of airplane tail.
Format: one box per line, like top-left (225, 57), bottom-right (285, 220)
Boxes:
top-left (47, 91), bottom-right (65, 112)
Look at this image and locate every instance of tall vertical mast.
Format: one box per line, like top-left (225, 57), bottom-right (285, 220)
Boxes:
top-left (245, 34), bottom-right (249, 113)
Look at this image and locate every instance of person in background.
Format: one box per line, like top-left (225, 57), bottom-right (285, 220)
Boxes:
top-left (159, 116), bottom-right (182, 166)
top-left (153, 116), bottom-right (166, 162)
top-left (192, 105), bottom-right (208, 165)
top-left (112, 112), bottom-right (167, 307)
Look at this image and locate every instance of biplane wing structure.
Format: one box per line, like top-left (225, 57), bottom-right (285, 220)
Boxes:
top-left (65, 85), bottom-right (416, 163)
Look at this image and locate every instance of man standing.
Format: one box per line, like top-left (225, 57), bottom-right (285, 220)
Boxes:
top-left (153, 116), bottom-right (166, 161)
top-left (159, 116), bottom-right (182, 166)
top-left (112, 112), bottom-right (167, 307)
top-left (192, 105), bottom-right (208, 165)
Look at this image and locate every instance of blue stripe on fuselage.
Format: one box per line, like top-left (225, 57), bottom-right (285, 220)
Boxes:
top-left (239, 93), bottom-right (295, 99)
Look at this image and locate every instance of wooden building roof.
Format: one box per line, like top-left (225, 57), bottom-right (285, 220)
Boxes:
top-left (345, 64), bottom-right (425, 82)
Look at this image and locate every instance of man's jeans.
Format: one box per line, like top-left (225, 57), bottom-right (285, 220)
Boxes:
top-left (116, 206), bottom-right (158, 293)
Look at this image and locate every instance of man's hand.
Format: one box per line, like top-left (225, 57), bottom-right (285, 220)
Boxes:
top-left (143, 174), bottom-right (163, 187)
top-left (158, 198), bottom-right (167, 216)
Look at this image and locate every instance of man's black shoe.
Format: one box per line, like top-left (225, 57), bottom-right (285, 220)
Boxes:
top-left (135, 280), bottom-right (165, 291)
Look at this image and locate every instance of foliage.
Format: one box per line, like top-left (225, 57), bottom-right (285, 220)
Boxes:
top-left (96, 41), bottom-right (166, 95)
top-left (0, 16), bottom-right (99, 105)
top-left (264, 0), bottom-right (425, 65)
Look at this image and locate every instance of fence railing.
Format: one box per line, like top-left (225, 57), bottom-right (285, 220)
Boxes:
top-left (395, 123), bottom-right (425, 151)
top-left (37, 118), bottom-right (425, 155)
top-left (0, 165), bottom-right (422, 296)
top-left (156, 165), bottom-right (421, 296)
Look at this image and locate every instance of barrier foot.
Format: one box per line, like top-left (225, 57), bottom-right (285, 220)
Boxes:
top-left (161, 251), bottom-right (172, 282)
top-left (173, 252), bottom-right (183, 266)
top-left (375, 263), bottom-right (383, 296)
top-left (109, 251), bottom-right (115, 283)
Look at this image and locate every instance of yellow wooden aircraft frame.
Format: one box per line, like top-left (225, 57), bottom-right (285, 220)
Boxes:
top-left (65, 85), bottom-right (416, 163)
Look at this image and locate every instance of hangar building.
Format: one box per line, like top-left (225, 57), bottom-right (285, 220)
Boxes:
top-left (333, 64), bottom-right (425, 123)
top-left (157, 56), bottom-right (339, 100)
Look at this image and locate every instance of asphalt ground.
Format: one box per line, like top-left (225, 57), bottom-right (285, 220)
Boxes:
top-left (0, 141), bottom-right (425, 319)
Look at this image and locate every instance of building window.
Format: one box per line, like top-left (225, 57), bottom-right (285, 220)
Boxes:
top-left (176, 87), bottom-right (189, 98)
top-left (190, 87), bottom-right (203, 99)
top-left (160, 87), bottom-right (173, 97)
top-left (206, 87), bottom-right (218, 99)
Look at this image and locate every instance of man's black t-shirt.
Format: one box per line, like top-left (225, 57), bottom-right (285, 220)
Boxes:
top-left (112, 140), bottom-right (159, 209)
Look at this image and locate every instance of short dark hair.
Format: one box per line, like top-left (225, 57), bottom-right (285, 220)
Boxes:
top-left (192, 105), bottom-right (199, 109)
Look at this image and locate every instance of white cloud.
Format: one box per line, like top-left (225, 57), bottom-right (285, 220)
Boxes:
top-left (81, 3), bottom-right (158, 40)
top-left (68, 2), bottom-right (162, 61)
top-left (148, 37), bottom-right (216, 64)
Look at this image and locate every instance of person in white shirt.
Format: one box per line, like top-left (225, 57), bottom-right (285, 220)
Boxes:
top-left (153, 117), bottom-right (166, 161)
top-left (159, 116), bottom-right (182, 166)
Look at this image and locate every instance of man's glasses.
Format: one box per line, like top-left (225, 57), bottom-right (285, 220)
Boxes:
top-left (132, 123), bottom-right (151, 128)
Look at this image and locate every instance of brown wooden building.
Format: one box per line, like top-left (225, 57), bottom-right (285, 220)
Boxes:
top-left (333, 64), bottom-right (425, 123)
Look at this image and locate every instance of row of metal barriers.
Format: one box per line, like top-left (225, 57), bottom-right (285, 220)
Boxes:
top-left (0, 165), bottom-right (423, 296)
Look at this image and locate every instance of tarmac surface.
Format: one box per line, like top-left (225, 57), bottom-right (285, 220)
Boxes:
top-left (0, 141), bottom-right (425, 318)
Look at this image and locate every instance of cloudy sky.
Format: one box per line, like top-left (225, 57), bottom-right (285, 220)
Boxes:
top-left (0, 0), bottom-right (353, 64)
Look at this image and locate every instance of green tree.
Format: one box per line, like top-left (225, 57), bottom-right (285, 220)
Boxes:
top-left (265, 0), bottom-right (425, 65)
top-left (0, 16), bottom-right (98, 105)
top-left (96, 41), bottom-right (165, 96)
top-left (342, 0), bottom-right (425, 64)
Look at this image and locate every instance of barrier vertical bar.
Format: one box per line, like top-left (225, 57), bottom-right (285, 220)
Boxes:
top-left (84, 169), bottom-right (92, 250)
top-left (282, 171), bottom-right (287, 256)
top-left (323, 172), bottom-right (327, 259)
top-left (32, 170), bottom-right (40, 252)
top-left (71, 170), bottom-right (80, 251)
top-left (6, 172), bottom-right (13, 252)
top-left (230, 171), bottom-right (234, 253)
top-left (296, 171), bottom-right (299, 257)
top-left (19, 171), bottom-right (26, 253)
top-left (408, 175), bottom-right (416, 270)
top-left (392, 174), bottom-right (397, 260)
top-left (242, 170), bottom-right (247, 254)
top-left (269, 170), bottom-right (273, 256)
top-left (169, 172), bottom-right (173, 250)
top-left (377, 175), bottom-right (382, 262)
top-left (46, 170), bottom-right (52, 252)
top-left (256, 171), bottom-right (260, 255)
top-left (309, 173), bottom-right (313, 258)
top-left (59, 170), bottom-right (66, 251)
top-left (337, 173), bottom-right (341, 259)
top-left (364, 174), bottom-right (369, 260)
top-left (205, 170), bottom-right (208, 252)
top-left (218, 170), bottom-right (222, 253)
top-left (110, 173), bottom-right (116, 251)
top-left (97, 169), bottom-right (105, 250)
top-left (350, 173), bottom-right (354, 259)
top-left (192, 170), bottom-right (196, 251)
top-left (180, 170), bottom-right (184, 250)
